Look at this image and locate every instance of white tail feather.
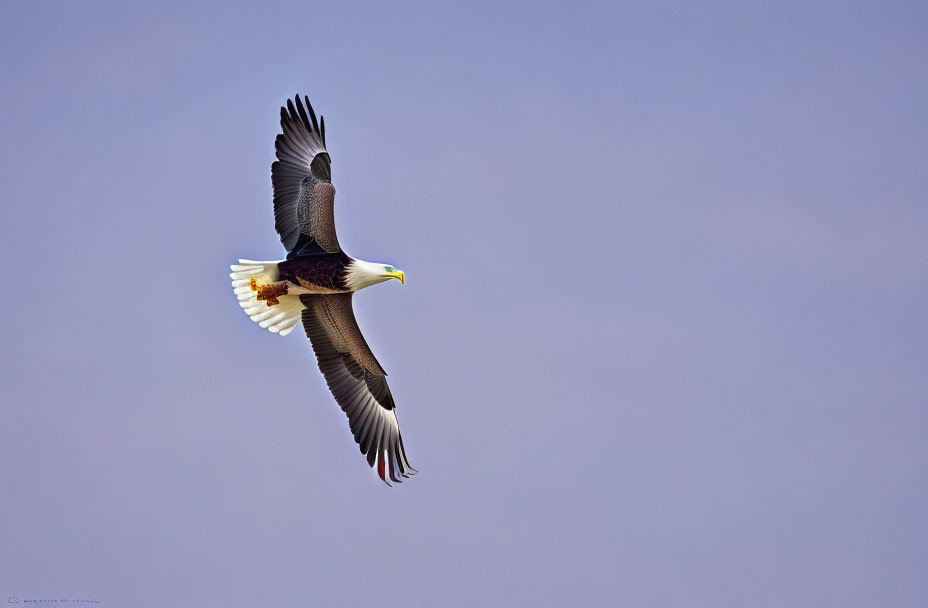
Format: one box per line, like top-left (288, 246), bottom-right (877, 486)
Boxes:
top-left (229, 259), bottom-right (302, 337)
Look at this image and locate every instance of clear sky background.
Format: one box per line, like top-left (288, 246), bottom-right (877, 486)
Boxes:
top-left (1, 2), bottom-right (926, 606)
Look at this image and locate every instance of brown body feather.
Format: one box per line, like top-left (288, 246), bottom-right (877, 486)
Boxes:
top-left (277, 252), bottom-right (352, 291)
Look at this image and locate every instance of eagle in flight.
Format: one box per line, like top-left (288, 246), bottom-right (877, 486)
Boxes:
top-left (229, 95), bottom-right (415, 485)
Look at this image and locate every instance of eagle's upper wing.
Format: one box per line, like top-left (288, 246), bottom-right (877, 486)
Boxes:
top-left (300, 293), bottom-right (415, 484)
top-left (271, 95), bottom-right (339, 255)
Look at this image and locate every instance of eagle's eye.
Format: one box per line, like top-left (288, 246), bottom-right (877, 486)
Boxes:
top-left (384, 266), bottom-right (395, 273)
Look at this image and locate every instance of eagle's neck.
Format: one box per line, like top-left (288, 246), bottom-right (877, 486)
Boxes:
top-left (345, 259), bottom-right (389, 291)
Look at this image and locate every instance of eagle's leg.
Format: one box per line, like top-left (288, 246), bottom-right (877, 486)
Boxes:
top-left (254, 281), bottom-right (289, 307)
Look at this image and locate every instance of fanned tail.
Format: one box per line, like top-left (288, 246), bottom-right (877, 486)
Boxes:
top-left (229, 259), bottom-right (302, 336)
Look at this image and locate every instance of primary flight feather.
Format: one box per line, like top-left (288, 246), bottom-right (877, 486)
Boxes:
top-left (229, 95), bottom-right (415, 485)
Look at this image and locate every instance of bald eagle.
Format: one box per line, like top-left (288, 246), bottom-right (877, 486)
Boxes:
top-left (229, 95), bottom-right (415, 485)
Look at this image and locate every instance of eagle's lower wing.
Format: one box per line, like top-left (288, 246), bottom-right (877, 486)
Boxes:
top-left (300, 294), bottom-right (415, 484)
top-left (272, 95), bottom-right (338, 255)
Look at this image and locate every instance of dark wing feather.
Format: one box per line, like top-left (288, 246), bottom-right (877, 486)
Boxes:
top-left (292, 177), bottom-right (340, 255)
top-left (300, 294), bottom-right (415, 484)
top-left (271, 95), bottom-right (335, 253)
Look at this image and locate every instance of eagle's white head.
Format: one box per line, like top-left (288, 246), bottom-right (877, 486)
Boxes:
top-left (345, 259), bottom-right (405, 291)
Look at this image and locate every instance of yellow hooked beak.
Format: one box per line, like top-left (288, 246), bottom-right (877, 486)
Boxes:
top-left (386, 270), bottom-right (405, 284)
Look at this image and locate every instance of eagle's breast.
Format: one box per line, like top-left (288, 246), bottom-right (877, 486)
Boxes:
top-left (277, 253), bottom-right (352, 292)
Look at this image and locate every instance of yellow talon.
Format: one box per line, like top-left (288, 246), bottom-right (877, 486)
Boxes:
top-left (249, 277), bottom-right (258, 291)
top-left (256, 282), bottom-right (286, 307)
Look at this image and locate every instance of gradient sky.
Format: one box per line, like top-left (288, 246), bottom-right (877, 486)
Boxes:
top-left (1, 2), bottom-right (926, 607)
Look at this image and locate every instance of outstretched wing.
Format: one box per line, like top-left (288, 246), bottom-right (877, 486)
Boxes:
top-left (300, 293), bottom-right (415, 484)
top-left (271, 95), bottom-right (339, 255)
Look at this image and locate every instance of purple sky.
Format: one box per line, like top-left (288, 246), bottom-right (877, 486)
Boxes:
top-left (2, 2), bottom-right (926, 606)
